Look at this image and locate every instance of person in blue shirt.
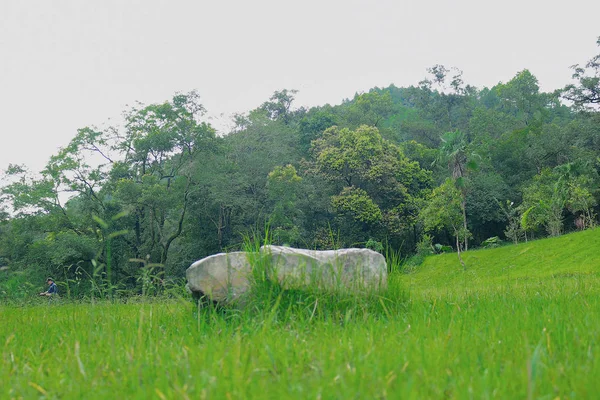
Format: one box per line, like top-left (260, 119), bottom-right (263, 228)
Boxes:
top-left (39, 277), bottom-right (57, 297)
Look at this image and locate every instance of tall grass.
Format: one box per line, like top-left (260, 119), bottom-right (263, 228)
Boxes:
top-left (237, 228), bottom-right (407, 324)
top-left (2, 229), bottom-right (599, 398)
top-left (2, 275), bottom-right (598, 399)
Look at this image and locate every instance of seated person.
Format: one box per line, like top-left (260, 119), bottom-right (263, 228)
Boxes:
top-left (39, 277), bottom-right (58, 297)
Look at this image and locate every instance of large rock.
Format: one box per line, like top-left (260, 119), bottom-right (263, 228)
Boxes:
top-left (186, 247), bottom-right (387, 303)
top-left (261, 245), bottom-right (387, 291)
top-left (186, 252), bottom-right (251, 302)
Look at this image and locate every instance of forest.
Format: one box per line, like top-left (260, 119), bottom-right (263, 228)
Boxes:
top-left (1, 38), bottom-right (599, 299)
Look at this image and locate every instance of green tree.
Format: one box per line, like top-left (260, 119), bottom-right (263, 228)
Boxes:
top-left (332, 186), bottom-right (383, 224)
top-left (420, 179), bottom-right (470, 267)
top-left (437, 130), bottom-right (477, 250)
top-left (466, 171), bottom-right (512, 243)
top-left (567, 181), bottom-right (597, 229)
top-left (413, 65), bottom-right (476, 133)
top-left (267, 164), bottom-right (303, 245)
top-left (312, 125), bottom-right (431, 246)
top-left (495, 69), bottom-right (547, 124)
top-left (298, 107), bottom-right (338, 154)
top-left (562, 36), bottom-right (600, 109)
top-left (259, 89), bottom-right (300, 124)
top-left (346, 91), bottom-right (394, 128)
top-left (496, 200), bottom-right (524, 244)
top-left (113, 91), bottom-right (215, 268)
top-left (559, 162), bottom-right (599, 230)
top-left (520, 169), bottom-right (568, 237)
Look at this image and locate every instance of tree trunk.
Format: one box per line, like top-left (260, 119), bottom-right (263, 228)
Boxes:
top-left (461, 198), bottom-right (468, 251)
top-left (456, 233), bottom-right (466, 270)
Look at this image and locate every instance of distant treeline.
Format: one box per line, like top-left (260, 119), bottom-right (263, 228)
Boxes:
top-left (1, 38), bottom-right (599, 297)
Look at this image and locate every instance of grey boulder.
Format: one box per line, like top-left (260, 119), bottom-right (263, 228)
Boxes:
top-left (186, 251), bottom-right (251, 303)
top-left (261, 245), bottom-right (387, 291)
top-left (186, 247), bottom-right (387, 303)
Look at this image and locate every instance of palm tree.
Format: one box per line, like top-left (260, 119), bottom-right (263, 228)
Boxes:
top-left (438, 130), bottom-right (476, 251)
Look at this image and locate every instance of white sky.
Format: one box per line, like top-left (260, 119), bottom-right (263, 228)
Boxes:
top-left (1, 0), bottom-right (599, 173)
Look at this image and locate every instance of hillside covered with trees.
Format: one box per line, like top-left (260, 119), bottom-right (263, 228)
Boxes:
top-left (1, 38), bottom-right (599, 298)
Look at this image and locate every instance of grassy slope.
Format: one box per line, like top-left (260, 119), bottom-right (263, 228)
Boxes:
top-left (403, 227), bottom-right (600, 297)
top-left (1, 230), bottom-right (599, 399)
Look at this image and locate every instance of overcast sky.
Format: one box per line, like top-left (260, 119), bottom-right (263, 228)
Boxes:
top-left (1, 0), bottom-right (599, 173)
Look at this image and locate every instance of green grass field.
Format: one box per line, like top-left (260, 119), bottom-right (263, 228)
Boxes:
top-left (2, 229), bottom-right (599, 399)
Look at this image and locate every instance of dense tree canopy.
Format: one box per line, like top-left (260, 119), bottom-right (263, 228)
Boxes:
top-left (2, 38), bottom-right (600, 298)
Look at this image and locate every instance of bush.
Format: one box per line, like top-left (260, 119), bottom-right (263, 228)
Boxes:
top-left (365, 238), bottom-right (384, 253)
top-left (481, 236), bottom-right (503, 249)
top-left (416, 234), bottom-right (434, 256)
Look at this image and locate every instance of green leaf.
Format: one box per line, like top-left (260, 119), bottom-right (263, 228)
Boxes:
top-left (92, 216), bottom-right (109, 229)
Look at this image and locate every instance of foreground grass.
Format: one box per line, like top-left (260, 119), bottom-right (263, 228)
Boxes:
top-left (2, 230), bottom-right (599, 399)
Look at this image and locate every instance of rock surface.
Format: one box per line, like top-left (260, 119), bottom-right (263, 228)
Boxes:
top-left (186, 247), bottom-right (387, 303)
top-left (262, 245), bottom-right (387, 291)
top-left (186, 252), bottom-right (251, 302)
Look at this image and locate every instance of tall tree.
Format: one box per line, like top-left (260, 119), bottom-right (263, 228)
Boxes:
top-left (259, 89), bottom-right (300, 124)
top-left (113, 90), bottom-right (215, 268)
top-left (267, 164), bottom-right (304, 245)
top-left (420, 179), bottom-right (468, 267)
top-left (346, 91), bottom-right (394, 128)
top-left (437, 130), bottom-right (476, 250)
top-left (312, 125), bottom-right (431, 246)
top-left (562, 37), bottom-right (600, 109)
